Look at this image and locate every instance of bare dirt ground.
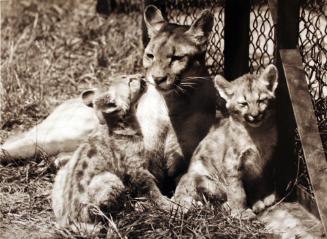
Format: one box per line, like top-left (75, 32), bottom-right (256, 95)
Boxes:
top-left (0, 0), bottom-right (286, 238)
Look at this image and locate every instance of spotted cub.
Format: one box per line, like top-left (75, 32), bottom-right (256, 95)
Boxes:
top-left (52, 77), bottom-right (173, 233)
top-left (173, 65), bottom-right (278, 217)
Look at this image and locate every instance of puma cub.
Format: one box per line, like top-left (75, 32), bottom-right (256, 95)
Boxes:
top-left (52, 77), bottom-right (172, 233)
top-left (174, 65), bottom-right (279, 216)
top-left (137, 5), bottom-right (217, 195)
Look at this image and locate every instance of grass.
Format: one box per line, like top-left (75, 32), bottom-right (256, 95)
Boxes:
top-left (0, 0), bottom-right (286, 238)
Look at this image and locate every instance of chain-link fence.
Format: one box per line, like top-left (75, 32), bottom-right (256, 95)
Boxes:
top-left (298, 0), bottom-right (327, 196)
top-left (99, 0), bottom-right (276, 75)
top-left (101, 0), bottom-right (327, 197)
top-left (165, 0), bottom-right (225, 75)
top-left (299, 0), bottom-right (327, 127)
top-left (249, 0), bottom-right (275, 73)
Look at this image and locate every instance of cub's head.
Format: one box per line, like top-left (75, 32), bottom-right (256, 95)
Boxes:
top-left (82, 75), bottom-right (145, 124)
top-left (143, 5), bottom-right (214, 93)
top-left (214, 65), bottom-right (278, 127)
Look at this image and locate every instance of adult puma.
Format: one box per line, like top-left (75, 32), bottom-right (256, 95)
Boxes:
top-left (137, 6), bottom-right (217, 194)
top-left (1, 7), bottom-right (218, 196)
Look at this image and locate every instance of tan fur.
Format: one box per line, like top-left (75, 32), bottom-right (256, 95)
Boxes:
top-left (52, 77), bottom-right (173, 233)
top-left (0, 74), bottom-right (144, 164)
top-left (174, 65), bottom-right (279, 217)
top-left (136, 6), bottom-right (217, 194)
top-left (1, 8), bottom-right (218, 196)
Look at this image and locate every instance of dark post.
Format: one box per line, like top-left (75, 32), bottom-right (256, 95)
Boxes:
top-left (277, 0), bottom-right (300, 49)
top-left (280, 49), bottom-right (327, 234)
top-left (224, 0), bottom-right (251, 80)
top-left (271, 0), bottom-right (301, 198)
top-left (142, 0), bottom-right (167, 48)
top-left (96, 0), bottom-right (117, 15)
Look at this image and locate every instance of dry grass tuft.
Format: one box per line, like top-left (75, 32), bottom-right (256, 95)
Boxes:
top-left (1, 0), bottom-right (143, 133)
top-left (0, 0), bottom-right (273, 238)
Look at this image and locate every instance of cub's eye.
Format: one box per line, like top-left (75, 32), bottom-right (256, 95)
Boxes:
top-left (146, 53), bottom-right (154, 59)
top-left (238, 102), bottom-right (248, 107)
top-left (171, 55), bottom-right (185, 62)
top-left (107, 102), bottom-right (117, 108)
top-left (258, 98), bottom-right (268, 104)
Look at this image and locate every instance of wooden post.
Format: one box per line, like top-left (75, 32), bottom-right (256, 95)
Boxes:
top-left (96, 0), bottom-right (117, 15)
top-left (280, 49), bottom-right (327, 235)
top-left (142, 0), bottom-right (167, 48)
top-left (224, 0), bottom-right (251, 80)
top-left (277, 0), bottom-right (300, 49)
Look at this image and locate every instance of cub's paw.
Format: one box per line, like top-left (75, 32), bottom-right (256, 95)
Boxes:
top-left (88, 172), bottom-right (125, 207)
top-left (263, 193), bottom-right (276, 207)
top-left (240, 208), bottom-right (257, 220)
top-left (70, 222), bottom-right (103, 236)
top-left (171, 196), bottom-right (196, 214)
top-left (252, 200), bottom-right (265, 213)
top-left (54, 152), bottom-right (72, 168)
top-left (252, 193), bottom-right (276, 214)
top-left (156, 196), bottom-right (175, 212)
top-left (195, 176), bottom-right (227, 204)
top-left (223, 202), bottom-right (256, 220)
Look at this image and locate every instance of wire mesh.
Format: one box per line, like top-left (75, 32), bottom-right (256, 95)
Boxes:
top-left (299, 0), bottom-right (327, 122)
top-left (111, 0), bottom-right (327, 197)
top-left (249, 0), bottom-right (275, 73)
top-left (161, 0), bottom-right (276, 75)
top-left (298, 0), bottom-right (327, 196)
top-left (111, 0), bottom-right (276, 75)
top-left (165, 0), bottom-right (225, 75)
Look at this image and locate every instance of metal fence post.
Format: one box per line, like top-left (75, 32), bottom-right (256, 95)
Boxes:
top-left (224, 0), bottom-right (251, 80)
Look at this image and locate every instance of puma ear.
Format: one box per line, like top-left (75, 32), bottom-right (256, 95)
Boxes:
top-left (214, 75), bottom-right (233, 101)
top-left (94, 93), bottom-right (120, 115)
top-left (260, 64), bottom-right (278, 94)
top-left (81, 88), bottom-right (98, 107)
top-left (82, 89), bottom-right (120, 125)
top-left (128, 79), bottom-right (143, 103)
top-left (186, 9), bottom-right (214, 46)
top-left (144, 5), bottom-right (167, 38)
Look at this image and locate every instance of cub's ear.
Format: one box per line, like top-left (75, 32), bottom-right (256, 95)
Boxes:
top-left (144, 5), bottom-right (167, 38)
top-left (82, 89), bottom-right (120, 124)
top-left (128, 78), bottom-right (143, 103)
top-left (214, 75), bottom-right (233, 101)
top-left (186, 9), bottom-right (214, 46)
top-left (81, 88), bottom-right (97, 107)
top-left (96, 92), bottom-right (122, 124)
top-left (260, 64), bottom-right (278, 94)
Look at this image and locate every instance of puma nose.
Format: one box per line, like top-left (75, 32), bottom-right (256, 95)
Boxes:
top-left (153, 76), bottom-right (167, 85)
top-left (245, 114), bottom-right (261, 123)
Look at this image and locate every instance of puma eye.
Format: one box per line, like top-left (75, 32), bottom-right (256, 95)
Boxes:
top-left (107, 102), bottom-right (117, 108)
top-left (171, 55), bottom-right (185, 62)
top-left (146, 53), bottom-right (154, 59)
top-left (238, 102), bottom-right (248, 107)
top-left (258, 98), bottom-right (268, 104)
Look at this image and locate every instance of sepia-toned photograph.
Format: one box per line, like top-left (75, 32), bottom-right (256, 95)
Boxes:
top-left (0, 0), bottom-right (326, 238)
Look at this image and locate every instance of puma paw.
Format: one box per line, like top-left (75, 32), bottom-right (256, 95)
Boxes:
top-left (156, 196), bottom-right (175, 212)
top-left (263, 193), bottom-right (276, 207)
top-left (54, 153), bottom-right (72, 168)
top-left (240, 208), bottom-right (257, 220)
top-left (252, 200), bottom-right (265, 213)
top-left (223, 202), bottom-right (256, 220)
top-left (171, 196), bottom-right (194, 214)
